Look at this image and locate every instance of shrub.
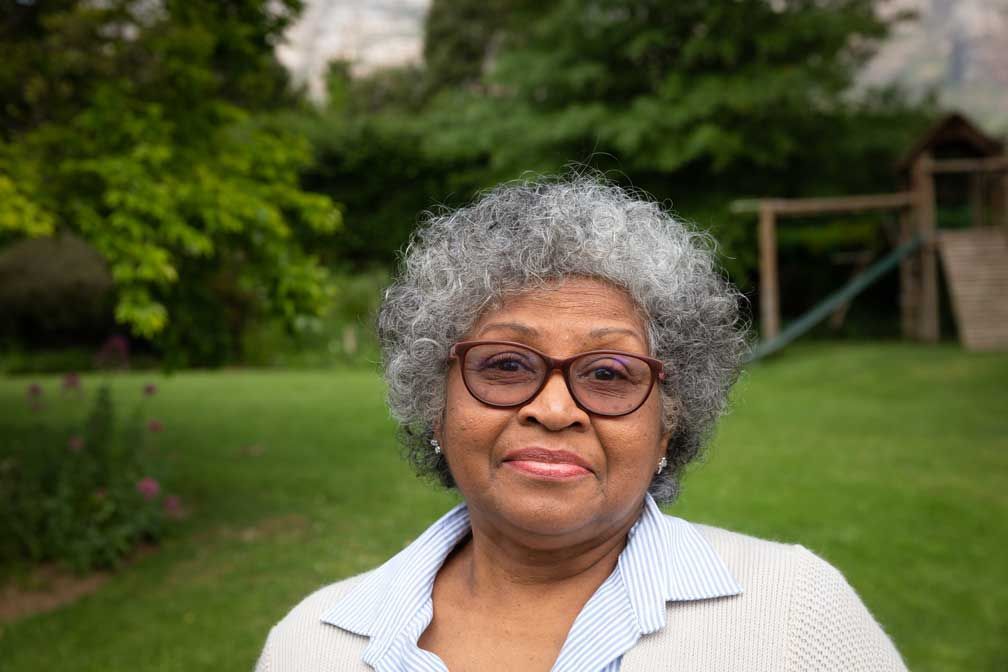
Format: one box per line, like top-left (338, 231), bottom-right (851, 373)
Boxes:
top-left (0, 234), bottom-right (115, 347)
top-left (0, 376), bottom-right (181, 571)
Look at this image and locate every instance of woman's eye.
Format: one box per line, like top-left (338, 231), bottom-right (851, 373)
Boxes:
top-left (578, 357), bottom-right (630, 382)
top-left (480, 353), bottom-right (532, 372)
top-left (592, 367), bottom-right (619, 381)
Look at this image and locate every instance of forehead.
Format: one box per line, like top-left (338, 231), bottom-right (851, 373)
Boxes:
top-left (470, 277), bottom-right (648, 351)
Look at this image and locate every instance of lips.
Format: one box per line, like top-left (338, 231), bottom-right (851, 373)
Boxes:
top-left (501, 447), bottom-right (593, 480)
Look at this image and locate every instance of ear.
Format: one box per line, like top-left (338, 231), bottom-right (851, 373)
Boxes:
top-left (656, 401), bottom-right (677, 461)
top-left (660, 423), bottom-right (674, 447)
top-left (657, 425), bottom-right (673, 461)
top-left (657, 394), bottom-right (681, 463)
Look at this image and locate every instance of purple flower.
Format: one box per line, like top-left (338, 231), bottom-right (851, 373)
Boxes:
top-left (62, 372), bottom-right (81, 392)
top-left (147, 419), bottom-right (164, 433)
top-left (26, 383), bottom-right (42, 399)
top-left (143, 382), bottom-right (158, 397)
top-left (94, 334), bottom-right (130, 370)
top-left (163, 495), bottom-right (184, 519)
top-left (68, 436), bottom-right (84, 452)
top-left (136, 477), bottom-right (161, 501)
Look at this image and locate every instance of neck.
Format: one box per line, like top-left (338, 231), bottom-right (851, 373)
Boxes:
top-left (455, 502), bottom-right (642, 602)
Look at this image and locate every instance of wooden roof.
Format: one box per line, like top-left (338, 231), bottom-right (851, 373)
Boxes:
top-left (898, 112), bottom-right (1004, 172)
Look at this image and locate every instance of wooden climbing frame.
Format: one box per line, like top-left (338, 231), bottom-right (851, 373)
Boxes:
top-left (732, 153), bottom-right (1008, 345)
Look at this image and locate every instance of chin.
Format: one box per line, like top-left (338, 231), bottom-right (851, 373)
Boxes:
top-left (488, 483), bottom-right (608, 540)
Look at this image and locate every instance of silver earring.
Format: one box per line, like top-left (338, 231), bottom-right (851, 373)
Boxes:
top-left (430, 438), bottom-right (441, 455)
top-left (656, 456), bottom-right (667, 474)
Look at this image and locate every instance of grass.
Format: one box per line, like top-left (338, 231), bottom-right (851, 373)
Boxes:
top-left (0, 343), bottom-right (1005, 671)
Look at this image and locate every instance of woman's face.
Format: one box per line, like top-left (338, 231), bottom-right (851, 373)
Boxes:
top-left (438, 277), bottom-right (672, 549)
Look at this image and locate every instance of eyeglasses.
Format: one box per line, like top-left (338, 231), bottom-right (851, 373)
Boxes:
top-left (450, 340), bottom-right (665, 417)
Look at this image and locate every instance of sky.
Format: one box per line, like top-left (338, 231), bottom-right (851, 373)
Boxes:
top-left (277, 0), bottom-right (427, 98)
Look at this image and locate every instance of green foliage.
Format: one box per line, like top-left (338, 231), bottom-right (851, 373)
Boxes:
top-left (422, 0), bottom-right (539, 94)
top-left (419, 0), bottom-right (928, 180)
top-left (2, 98), bottom-right (339, 361)
top-left (0, 0), bottom-right (339, 365)
top-left (294, 110), bottom-right (479, 266)
top-left (0, 0), bottom-right (304, 135)
top-left (0, 379), bottom-right (176, 571)
top-left (241, 268), bottom-right (388, 368)
top-left (0, 175), bottom-right (54, 239)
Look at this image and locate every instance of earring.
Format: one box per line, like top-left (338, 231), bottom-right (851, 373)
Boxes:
top-left (430, 438), bottom-right (441, 455)
top-left (656, 456), bottom-right (667, 474)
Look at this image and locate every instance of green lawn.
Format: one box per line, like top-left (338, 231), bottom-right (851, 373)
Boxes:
top-left (1, 344), bottom-right (1006, 671)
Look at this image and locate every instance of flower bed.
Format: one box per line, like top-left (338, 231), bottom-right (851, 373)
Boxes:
top-left (0, 375), bottom-right (181, 571)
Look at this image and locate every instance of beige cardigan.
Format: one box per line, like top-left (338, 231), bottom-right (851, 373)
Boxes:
top-left (256, 524), bottom-right (906, 671)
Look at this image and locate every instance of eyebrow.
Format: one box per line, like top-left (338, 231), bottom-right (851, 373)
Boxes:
top-left (589, 326), bottom-right (644, 340)
top-left (477, 322), bottom-right (538, 337)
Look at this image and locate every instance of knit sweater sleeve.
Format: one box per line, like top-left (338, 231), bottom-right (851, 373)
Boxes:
top-left (786, 546), bottom-right (906, 672)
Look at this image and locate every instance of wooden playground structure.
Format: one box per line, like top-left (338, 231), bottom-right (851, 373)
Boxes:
top-left (734, 114), bottom-right (1008, 357)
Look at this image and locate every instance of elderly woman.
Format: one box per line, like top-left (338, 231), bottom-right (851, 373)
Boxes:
top-left (256, 176), bottom-right (905, 671)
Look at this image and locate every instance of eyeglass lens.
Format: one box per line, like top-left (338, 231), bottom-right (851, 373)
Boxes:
top-left (461, 343), bottom-right (654, 415)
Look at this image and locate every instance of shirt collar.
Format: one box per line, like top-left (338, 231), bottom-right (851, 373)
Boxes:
top-left (619, 494), bottom-right (742, 633)
top-left (320, 502), bottom-right (471, 665)
top-left (320, 494), bottom-right (741, 661)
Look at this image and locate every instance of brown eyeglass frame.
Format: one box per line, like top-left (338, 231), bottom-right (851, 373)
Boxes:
top-left (450, 340), bottom-right (665, 417)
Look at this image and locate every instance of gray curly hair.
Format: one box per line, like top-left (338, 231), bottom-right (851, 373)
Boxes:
top-left (377, 174), bottom-right (748, 502)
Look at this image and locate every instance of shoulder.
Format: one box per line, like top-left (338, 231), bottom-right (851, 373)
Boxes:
top-left (691, 523), bottom-right (884, 615)
top-left (629, 520), bottom-right (906, 671)
top-left (690, 521), bottom-right (817, 589)
top-left (254, 572), bottom-right (373, 672)
top-left (692, 521), bottom-right (800, 564)
top-left (697, 523), bottom-right (905, 671)
top-left (280, 572), bottom-right (370, 623)
top-left (775, 541), bottom-right (907, 671)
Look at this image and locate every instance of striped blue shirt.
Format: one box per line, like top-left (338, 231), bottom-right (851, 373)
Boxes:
top-left (320, 494), bottom-right (742, 672)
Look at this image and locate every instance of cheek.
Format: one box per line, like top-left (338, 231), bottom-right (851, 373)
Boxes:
top-left (600, 402), bottom-right (667, 472)
top-left (441, 371), bottom-right (509, 451)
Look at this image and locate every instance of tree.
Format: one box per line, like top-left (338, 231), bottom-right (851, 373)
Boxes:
top-left (418, 0), bottom-right (921, 178)
top-left (408, 0), bottom-right (931, 291)
top-left (0, 0), bottom-right (303, 136)
top-left (421, 0), bottom-right (542, 94)
top-left (0, 0), bottom-right (340, 365)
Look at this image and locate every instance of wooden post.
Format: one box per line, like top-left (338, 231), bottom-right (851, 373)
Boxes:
top-left (1000, 172), bottom-right (1008, 231)
top-left (758, 202), bottom-right (780, 341)
top-left (912, 156), bottom-right (939, 343)
top-left (898, 207), bottom-right (917, 340)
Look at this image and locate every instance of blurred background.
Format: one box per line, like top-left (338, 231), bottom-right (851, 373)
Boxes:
top-left (1, 1), bottom-right (1006, 670)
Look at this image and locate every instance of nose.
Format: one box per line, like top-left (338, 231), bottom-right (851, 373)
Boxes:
top-left (517, 370), bottom-right (590, 431)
